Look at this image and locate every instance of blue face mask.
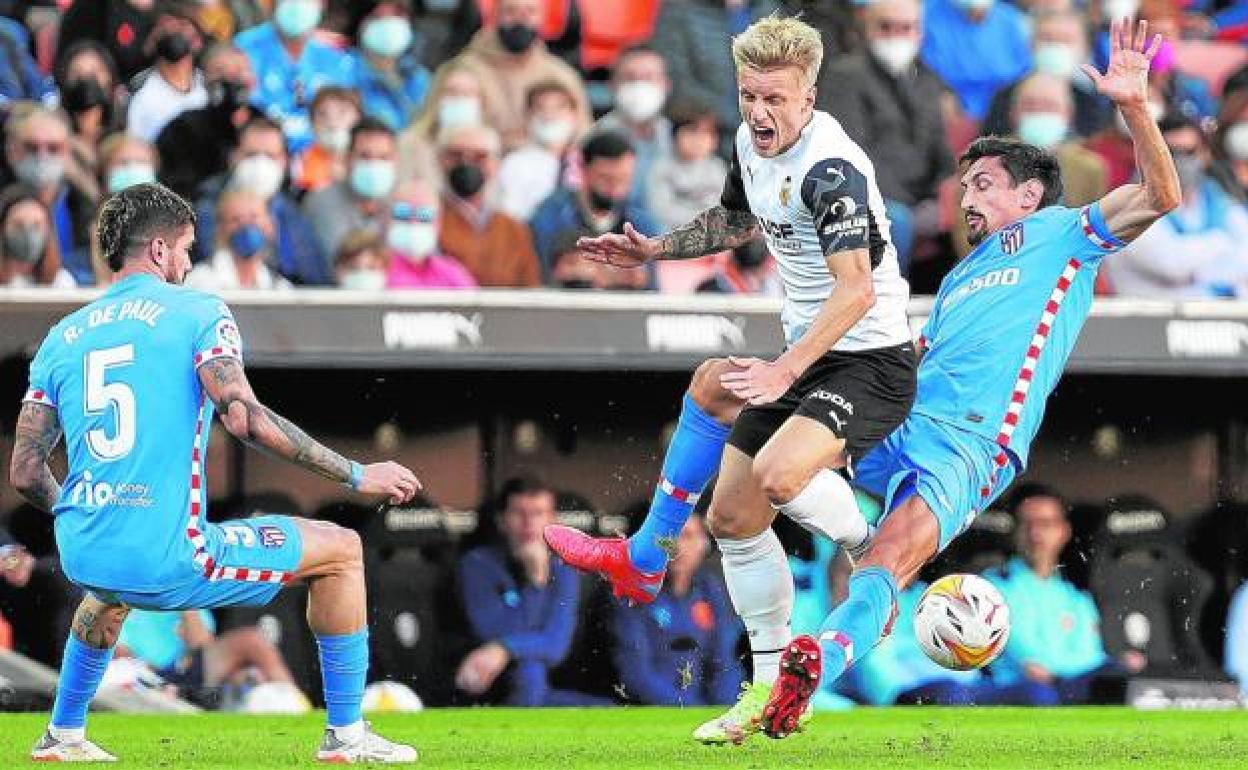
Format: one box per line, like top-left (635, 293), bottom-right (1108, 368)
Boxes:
top-left (229, 223), bottom-right (269, 258)
top-left (361, 17), bottom-right (413, 58)
top-left (274, 0), bottom-right (322, 39)
top-left (107, 163), bottom-right (156, 194)
top-left (350, 159), bottom-right (396, 200)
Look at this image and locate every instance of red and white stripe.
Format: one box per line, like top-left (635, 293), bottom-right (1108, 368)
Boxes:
top-left (659, 477), bottom-right (700, 505)
top-left (185, 395), bottom-right (291, 585)
top-left (1079, 207), bottom-right (1117, 251)
top-left (982, 257), bottom-right (1083, 498)
top-left (22, 387), bottom-right (54, 407)
top-left (193, 346), bottom-right (241, 367)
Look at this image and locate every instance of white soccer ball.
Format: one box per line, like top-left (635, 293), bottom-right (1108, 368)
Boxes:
top-left (913, 574), bottom-right (1011, 671)
top-left (362, 681), bottom-right (424, 713)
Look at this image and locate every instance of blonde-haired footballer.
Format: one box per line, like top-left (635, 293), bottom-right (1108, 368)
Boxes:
top-left (546, 15), bottom-right (916, 743)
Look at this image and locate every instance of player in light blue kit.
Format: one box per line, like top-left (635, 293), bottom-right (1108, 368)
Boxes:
top-left (9, 183), bottom-right (423, 763)
top-left (759, 19), bottom-right (1182, 734)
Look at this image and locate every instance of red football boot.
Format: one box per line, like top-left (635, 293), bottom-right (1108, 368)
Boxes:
top-left (761, 635), bottom-right (823, 739)
top-left (542, 524), bottom-right (665, 604)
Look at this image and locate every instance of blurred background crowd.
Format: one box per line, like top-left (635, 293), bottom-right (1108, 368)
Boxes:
top-left (0, 0), bottom-right (1243, 296)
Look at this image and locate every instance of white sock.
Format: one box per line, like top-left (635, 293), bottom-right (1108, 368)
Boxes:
top-left (777, 468), bottom-right (873, 559)
top-left (48, 725), bottom-right (85, 743)
top-left (716, 528), bottom-right (793, 686)
top-left (330, 720), bottom-right (366, 742)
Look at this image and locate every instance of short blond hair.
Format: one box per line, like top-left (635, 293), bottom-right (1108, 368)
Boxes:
top-left (731, 15), bottom-right (823, 90)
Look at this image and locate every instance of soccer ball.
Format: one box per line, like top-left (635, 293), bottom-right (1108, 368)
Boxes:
top-left (913, 574), bottom-right (1010, 671)
top-left (362, 681), bottom-right (424, 713)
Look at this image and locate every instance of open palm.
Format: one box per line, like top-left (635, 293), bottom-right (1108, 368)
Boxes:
top-left (1081, 18), bottom-right (1162, 106)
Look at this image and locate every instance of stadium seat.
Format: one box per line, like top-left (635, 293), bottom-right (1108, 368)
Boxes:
top-left (577, 0), bottom-right (660, 72)
top-left (366, 549), bottom-right (447, 704)
top-left (1088, 496), bottom-right (1218, 675)
top-left (215, 585), bottom-right (322, 705)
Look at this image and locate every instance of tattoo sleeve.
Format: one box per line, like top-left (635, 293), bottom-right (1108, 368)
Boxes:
top-left (656, 205), bottom-right (761, 261)
top-left (198, 357), bottom-right (353, 484)
top-left (10, 402), bottom-right (63, 513)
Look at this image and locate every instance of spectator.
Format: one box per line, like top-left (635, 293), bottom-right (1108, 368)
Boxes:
top-left (0, 184), bottom-right (74, 288)
top-left (436, 122), bottom-right (541, 287)
top-left (126, 5), bottom-right (208, 142)
top-left (333, 228), bottom-right (389, 289)
top-left (1009, 74), bottom-right (1106, 206)
top-left (55, 42), bottom-right (124, 177)
top-left (547, 227), bottom-right (650, 291)
top-left (646, 101), bottom-right (727, 232)
top-left (1216, 86), bottom-right (1248, 196)
top-left (57, 0), bottom-right (159, 81)
top-left (399, 61), bottom-right (486, 183)
top-left (385, 178), bottom-right (477, 289)
top-left (98, 132), bottom-right (158, 195)
top-left (292, 86), bottom-right (360, 194)
top-left (0, 16), bottom-right (53, 103)
top-left (650, 0), bottom-right (781, 145)
top-left (822, 0), bottom-right (953, 269)
top-left (609, 516), bottom-right (744, 706)
top-left (155, 42), bottom-right (258, 200)
top-left (595, 45), bottom-right (673, 203)
top-left (530, 130), bottom-right (660, 281)
top-left (193, 115), bottom-right (330, 284)
top-left (451, 0), bottom-right (591, 151)
top-left (3, 105), bottom-right (97, 285)
top-left (348, 1), bottom-right (431, 132)
top-left (984, 485), bottom-right (1132, 704)
top-left (455, 476), bottom-right (600, 706)
top-left (302, 117), bottom-right (398, 263)
top-left (1104, 114), bottom-right (1248, 298)
top-left (981, 10), bottom-right (1112, 139)
top-left (696, 240), bottom-right (781, 296)
top-left (920, 0), bottom-right (1032, 122)
top-left (235, 0), bottom-right (355, 152)
top-left (186, 189), bottom-right (293, 290)
top-left (783, 0), bottom-right (862, 59)
top-left (495, 78), bottom-right (582, 221)
top-left (1085, 87), bottom-right (1166, 189)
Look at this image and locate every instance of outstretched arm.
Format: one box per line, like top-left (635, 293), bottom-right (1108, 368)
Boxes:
top-left (197, 357), bottom-right (420, 503)
top-left (1086, 19), bottom-right (1181, 244)
top-left (8, 402), bottom-right (63, 513)
top-left (575, 206), bottom-right (760, 268)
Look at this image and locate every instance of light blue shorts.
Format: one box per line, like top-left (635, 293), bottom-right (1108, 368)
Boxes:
top-left (853, 413), bottom-right (1017, 551)
top-left (84, 516), bottom-right (304, 611)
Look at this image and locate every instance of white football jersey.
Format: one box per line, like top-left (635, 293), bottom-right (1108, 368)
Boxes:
top-left (721, 110), bottom-right (911, 351)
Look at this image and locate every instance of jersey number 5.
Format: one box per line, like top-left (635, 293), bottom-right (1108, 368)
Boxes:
top-left (85, 345), bottom-right (136, 461)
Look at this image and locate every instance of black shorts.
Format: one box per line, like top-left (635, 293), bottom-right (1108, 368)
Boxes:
top-left (726, 342), bottom-right (917, 463)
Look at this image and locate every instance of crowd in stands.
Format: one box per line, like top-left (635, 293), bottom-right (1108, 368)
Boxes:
top-left (0, 0), bottom-right (1241, 295)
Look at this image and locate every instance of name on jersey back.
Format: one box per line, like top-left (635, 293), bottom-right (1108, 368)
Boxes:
top-left (63, 299), bottom-right (167, 344)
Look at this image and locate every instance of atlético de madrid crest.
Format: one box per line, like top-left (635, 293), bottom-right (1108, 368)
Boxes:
top-left (1000, 222), bottom-right (1024, 254)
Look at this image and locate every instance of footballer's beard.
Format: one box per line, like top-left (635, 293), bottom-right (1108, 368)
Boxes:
top-left (964, 209), bottom-right (988, 245)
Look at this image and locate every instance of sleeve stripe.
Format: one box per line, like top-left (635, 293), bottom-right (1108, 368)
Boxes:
top-left (23, 387), bottom-right (54, 407)
top-left (1080, 205), bottom-right (1125, 251)
top-left (193, 346), bottom-right (242, 367)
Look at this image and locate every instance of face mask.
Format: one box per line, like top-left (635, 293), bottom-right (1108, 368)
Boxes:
top-left (341, 269), bottom-right (386, 290)
top-left (231, 154), bottom-right (284, 199)
top-left (155, 31), bottom-right (192, 62)
top-left (107, 162), bottom-right (156, 193)
top-left (615, 81), bottom-right (666, 123)
top-left (497, 22), bottom-right (538, 54)
top-left (1017, 111), bottom-right (1069, 149)
top-left (362, 17), bottom-right (413, 58)
top-left (1033, 43), bottom-right (1077, 78)
top-left (4, 225), bottom-right (45, 264)
top-left (16, 155), bottom-right (64, 189)
top-left (316, 126), bottom-right (351, 153)
top-left (1225, 122), bottom-right (1248, 162)
top-left (438, 96), bottom-right (481, 130)
top-left (210, 79), bottom-right (251, 110)
top-left (1172, 151), bottom-right (1205, 190)
top-left (530, 117), bottom-right (575, 147)
top-left (350, 159), bottom-right (396, 199)
top-left (274, 0), bottom-right (322, 39)
top-left (954, 0), bottom-right (994, 12)
top-left (1102, 0), bottom-right (1138, 20)
top-left (228, 223), bottom-right (269, 258)
top-left (388, 222), bottom-right (438, 261)
top-left (588, 188), bottom-right (621, 213)
top-left (61, 77), bottom-right (109, 113)
top-left (870, 38), bottom-right (920, 77)
top-left (447, 162), bottom-right (485, 198)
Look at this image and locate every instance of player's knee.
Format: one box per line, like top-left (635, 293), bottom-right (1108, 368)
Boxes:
top-left (327, 525), bottom-right (364, 568)
top-left (706, 501), bottom-right (745, 540)
top-left (688, 358), bottom-right (734, 420)
top-left (752, 450), bottom-right (804, 505)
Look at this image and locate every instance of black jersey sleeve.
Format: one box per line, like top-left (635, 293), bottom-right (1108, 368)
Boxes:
top-left (800, 157), bottom-right (885, 267)
top-left (720, 144), bottom-right (750, 212)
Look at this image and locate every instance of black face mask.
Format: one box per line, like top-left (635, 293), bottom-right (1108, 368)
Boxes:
top-left (61, 77), bottom-right (110, 113)
top-left (733, 239), bottom-right (768, 269)
top-left (155, 31), bottom-right (192, 63)
top-left (557, 279), bottom-right (594, 290)
top-left (210, 79), bottom-right (251, 111)
top-left (497, 22), bottom-right (538, 54)
top-left (588, 188), bottom-right (621, 214)
top-left (447, 162), bottom-right (485, 198)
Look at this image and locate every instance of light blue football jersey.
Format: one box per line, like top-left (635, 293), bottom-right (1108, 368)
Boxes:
top-left (24, 274), bottom-right (243, 592)
top-left (914, 203), bottom-right (1124, 469)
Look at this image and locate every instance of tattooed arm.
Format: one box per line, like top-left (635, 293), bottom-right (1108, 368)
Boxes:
top-left (574, 206), bottom-right (761, 268)
top-left (9, 402), bottom-right (63, 513)
top-left (197, 357), bottom-right (421, 501)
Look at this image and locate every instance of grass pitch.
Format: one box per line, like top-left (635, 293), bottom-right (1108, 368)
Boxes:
top-left (1, 707), bottom-right (1245, 769)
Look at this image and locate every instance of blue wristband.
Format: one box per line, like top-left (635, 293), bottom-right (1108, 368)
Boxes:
top-left (347, 461), bottom-right (364, 491)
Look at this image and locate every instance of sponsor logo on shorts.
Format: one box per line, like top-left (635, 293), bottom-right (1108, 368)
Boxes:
top-left (809, 389), bottom-right (854, 415)
top-left (258, 525), bottom-right (287, 548)
top-left (827, 412), bottom-right (846, 432)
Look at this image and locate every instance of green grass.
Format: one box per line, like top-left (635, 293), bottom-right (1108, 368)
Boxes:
top-left (2, 708), bottom-right (1246, 769)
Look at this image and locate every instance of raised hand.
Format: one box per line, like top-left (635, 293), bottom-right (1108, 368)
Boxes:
top-left (576, 222), bottom-right (661, 269)
top-left (1081, 18), bottom-right (1162, 107)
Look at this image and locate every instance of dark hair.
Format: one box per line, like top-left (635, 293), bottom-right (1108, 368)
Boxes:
top-left (1006, 482), bottom-right (1068, 515)
top-left (1158, 110), bottom-right (1203, 139)
top-left (239, 113), bottom-right (286, 150)
top-left (311, 85), bottom-right (362, 115)
top-left (525, 77), bottom-right (576, 112)
top-left (959, 136), bottom-right (1064, 209)
top-left (96, 182), bottom-right (196, 271)
top-left (581, 130), bottom-right (634, 165)
top-left (349, 116), bottom-right (397, 151)
top-left (668, 98), bottom-right (718, 133)
top-left (53, 39), bottom-right (119, 92)
top-left (616, 43), bottom-right (664, 66)
top-left (497, 474), bottom-right (553, 510)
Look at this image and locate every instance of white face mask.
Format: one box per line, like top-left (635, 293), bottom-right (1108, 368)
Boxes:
top-left (231, 154), bottom-right (284, 199)
top-left (316, 125), bottom-right (351, 153)
top-left (1225, 122), bottom-right (1248, 162)
top-left (615, 81), bottom-right (666, 123)
top-left (438, 96), bottom-right (481, 130)
top-left (529, 116), bottom-right (575, 148)
top-left (1033, 43), bottom-right (1077, 79)
top-left (1103, 0), bottom-right (1139, 20)
top-left (387, 221), bottom-right (438, 261)
top-left (340, 269), bottom-right (387, 290)
top-left (870, 38), bottom-right (920, 77)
